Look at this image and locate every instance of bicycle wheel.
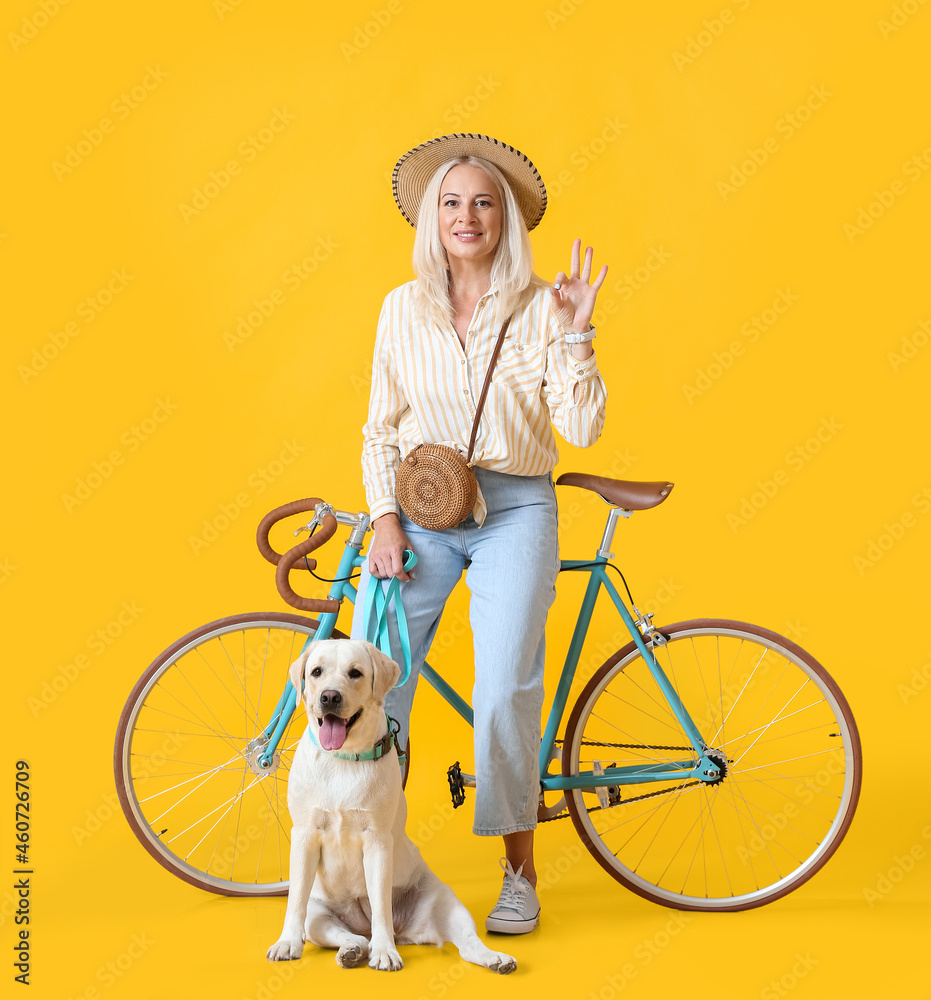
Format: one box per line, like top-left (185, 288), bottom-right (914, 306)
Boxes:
top-left (562, 619), bottom-right (861, 911)
top-left (114, 612), bottom-right (345, 896)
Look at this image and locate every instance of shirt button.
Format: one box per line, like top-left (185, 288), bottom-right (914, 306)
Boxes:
top-left (460, 359), bottom-right (466, 365)
top-left (517, 344), bottom-right (524, 352)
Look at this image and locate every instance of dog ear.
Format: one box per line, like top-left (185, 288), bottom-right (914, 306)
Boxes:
top-left (362, 641), bottom-right (401, 703)
top-left (289, 648), bottom-right (311, 697)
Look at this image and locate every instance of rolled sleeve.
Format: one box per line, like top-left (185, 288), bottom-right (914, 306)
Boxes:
top-left (542, 318), bottom-right (607, 448)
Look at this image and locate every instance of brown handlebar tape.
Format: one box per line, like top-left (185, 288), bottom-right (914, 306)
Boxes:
top-left (256, 497), bottom-right (330, 570)
top-left (257, 498), bottom-right (340, 614)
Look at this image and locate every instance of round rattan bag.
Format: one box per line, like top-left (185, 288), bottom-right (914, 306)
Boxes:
top-left (395, 444), bottom-right (477, 530)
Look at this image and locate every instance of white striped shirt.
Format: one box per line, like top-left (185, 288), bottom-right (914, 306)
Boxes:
top-left (362, 280), bottom-right (607, 524)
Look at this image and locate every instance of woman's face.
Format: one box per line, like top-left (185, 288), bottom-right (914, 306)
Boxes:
top-left (437, 164), bottom-right (503, 268)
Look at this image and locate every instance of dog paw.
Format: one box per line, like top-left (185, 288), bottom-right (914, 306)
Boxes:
top-left (266, 937), bottom-right (304, 961)
top-left (336, 944), bottom-right (367, 969)
top-left (369, 948), bottom-right (404, 971)
top-left (488, 952), bottom-right (517, 975)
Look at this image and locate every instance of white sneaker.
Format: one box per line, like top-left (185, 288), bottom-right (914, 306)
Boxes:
top-left (485, 858), bottom-right (540, 934)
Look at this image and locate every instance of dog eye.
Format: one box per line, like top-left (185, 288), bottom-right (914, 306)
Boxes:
top-left (348, 668), bottom-right (363, 679)
top-left (310, 666), bottom-right (323, 678)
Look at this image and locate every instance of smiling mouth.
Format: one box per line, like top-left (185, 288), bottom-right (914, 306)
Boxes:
top-left (453, 230), bottom-right (482, 238)
top-left (316, 708), bottom-right (362, 751)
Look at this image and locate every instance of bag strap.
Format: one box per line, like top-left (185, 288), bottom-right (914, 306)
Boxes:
top-left (465, 317), bottom-right (511, 465)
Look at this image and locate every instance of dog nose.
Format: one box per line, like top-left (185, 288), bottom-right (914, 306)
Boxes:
top-left (319, 689), bottom-right (342, 711)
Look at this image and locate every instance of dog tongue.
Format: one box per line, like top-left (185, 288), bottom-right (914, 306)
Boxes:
top-left (319, 714), bottom-right (348, 751)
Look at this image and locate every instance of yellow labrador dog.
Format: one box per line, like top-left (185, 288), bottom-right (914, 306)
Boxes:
top-left (266, 639), bottom-right (516, 974)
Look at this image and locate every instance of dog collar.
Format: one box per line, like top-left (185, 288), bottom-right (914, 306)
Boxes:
top-left (306, 713), bottom-right (406, 766)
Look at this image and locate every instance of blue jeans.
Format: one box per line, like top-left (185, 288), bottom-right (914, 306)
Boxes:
top-left (351, 468), bottom-right (559, 836)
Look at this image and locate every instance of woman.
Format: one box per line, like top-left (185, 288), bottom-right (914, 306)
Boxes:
top-left (351, 133), bottom-right (607, 934)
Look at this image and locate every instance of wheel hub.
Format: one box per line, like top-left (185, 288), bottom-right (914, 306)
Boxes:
top-left (243, 736), bottom-right (280, 776)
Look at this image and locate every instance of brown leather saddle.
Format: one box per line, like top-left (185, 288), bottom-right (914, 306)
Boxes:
top-left (555, 473), bottom-right (674, 511)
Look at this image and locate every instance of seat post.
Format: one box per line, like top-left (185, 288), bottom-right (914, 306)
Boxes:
top-left (598, 506), bottom-right (632, 559)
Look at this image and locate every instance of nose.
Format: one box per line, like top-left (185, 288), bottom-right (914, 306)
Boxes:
top-left (319, 689), bottom-right (342, 712)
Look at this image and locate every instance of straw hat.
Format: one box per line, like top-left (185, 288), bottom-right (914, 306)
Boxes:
top-left (392, 133), bottom-right (547, 232)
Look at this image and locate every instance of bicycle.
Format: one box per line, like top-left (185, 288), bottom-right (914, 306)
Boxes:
top-left (114, 473), bottom-right (861, 912)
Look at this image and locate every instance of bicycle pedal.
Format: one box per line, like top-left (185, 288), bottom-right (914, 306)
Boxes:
top-left (447, 762), bottom-right (466, 808)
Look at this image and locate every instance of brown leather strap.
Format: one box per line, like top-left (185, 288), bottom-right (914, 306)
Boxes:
top-left (465, 317), bottom-right (511, 464)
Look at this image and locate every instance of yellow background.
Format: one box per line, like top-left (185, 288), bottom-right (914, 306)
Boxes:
top-left (3, 0), bottom-right (929, 997)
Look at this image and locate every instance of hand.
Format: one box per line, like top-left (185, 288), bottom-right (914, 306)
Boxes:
top-left (368, 513), bottom-right (414, 581)
top-left (550, 238), bottom-right (608, 333)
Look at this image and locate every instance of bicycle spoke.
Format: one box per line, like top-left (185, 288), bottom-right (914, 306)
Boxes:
top-left (611, 667), bottom-right (681, 728)
top-left (593, 694), bottom-right (685, 741)
top-left (584, 709), bottom-right (683, 761)
top-left (736, 746), bottom-right (839, 774)
top-left (188, 774), bottom-right (259, 869)
top-left (131, 720), bottom-right (248, 740)
top-left (738, 771), bottom-right (844, 822)
top-left (722, 711), bottom-right (833, 752)
top-left (716, 636), bottom-right (724, 746)
top-left (691, 638), bottom-right (715, 738)
top-left (723, 780), bottom-right (760, 891)
top-left (706, 644), bottom-right (768, 747)
top-left (145, 684), bottom-right (245, 759)
top-left (191, 638), bottom-right (260, 725)
top-left (730, 777), bottom-right (783, 880)
top-left (166, 769), bottom-right (268, 847)
top-left (741, 657), bottom-right (791, 747)
top-left (711, 778), bottom-right (817, 852)
top-left (706, 794), bottom-right (734, 897)
top-left (171, 659), bottom-right (242, 750)
top-left (626, 782), bottom-right (687, 872)
top-left (728, 766), bottom-right (844, 803)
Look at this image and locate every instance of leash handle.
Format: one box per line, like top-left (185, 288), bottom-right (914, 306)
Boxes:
top-left (363, 548), bottom-right (417, 687)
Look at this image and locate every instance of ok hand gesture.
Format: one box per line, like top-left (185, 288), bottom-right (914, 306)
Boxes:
top-left (550, 238), bottom-right (608, 334)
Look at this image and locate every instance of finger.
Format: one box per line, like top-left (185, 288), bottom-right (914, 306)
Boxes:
top-left (391, 547), bottom-right (411, 582)
top-left (552, 270), bottom-right (568, 292)
top-left (570, 238), bottom-right (581, 278)
top-left (580, 245), bottom-right (593, 283)
top-left (591, 263), bottom-right (608, 293)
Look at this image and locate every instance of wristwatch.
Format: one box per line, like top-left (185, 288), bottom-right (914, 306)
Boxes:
top-left (564, 325), bottom-right (596, 344)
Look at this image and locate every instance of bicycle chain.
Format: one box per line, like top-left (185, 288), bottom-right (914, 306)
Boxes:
top-left (572, 738), bottom-right (694, 752)
top-left (541, 738), bottom-right (701, 823)
top-left (539, 779), bottom-right (704, 823)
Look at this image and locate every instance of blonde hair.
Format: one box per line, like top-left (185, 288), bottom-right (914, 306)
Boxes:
top-left (411, 155), bottom-right (546, 327)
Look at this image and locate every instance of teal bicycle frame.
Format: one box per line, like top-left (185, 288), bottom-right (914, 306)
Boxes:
top-left (256, 504), bottom-right (725, 791)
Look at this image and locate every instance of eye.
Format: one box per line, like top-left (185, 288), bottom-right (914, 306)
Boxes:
top-left (348, 668), bottom-right (363, 679)
top-left (443, 198), bottom-right (458, 207)
top-left (476, 199), bottom-right (491, 207)
top-left (310, 666), bottom-right (323, 678)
